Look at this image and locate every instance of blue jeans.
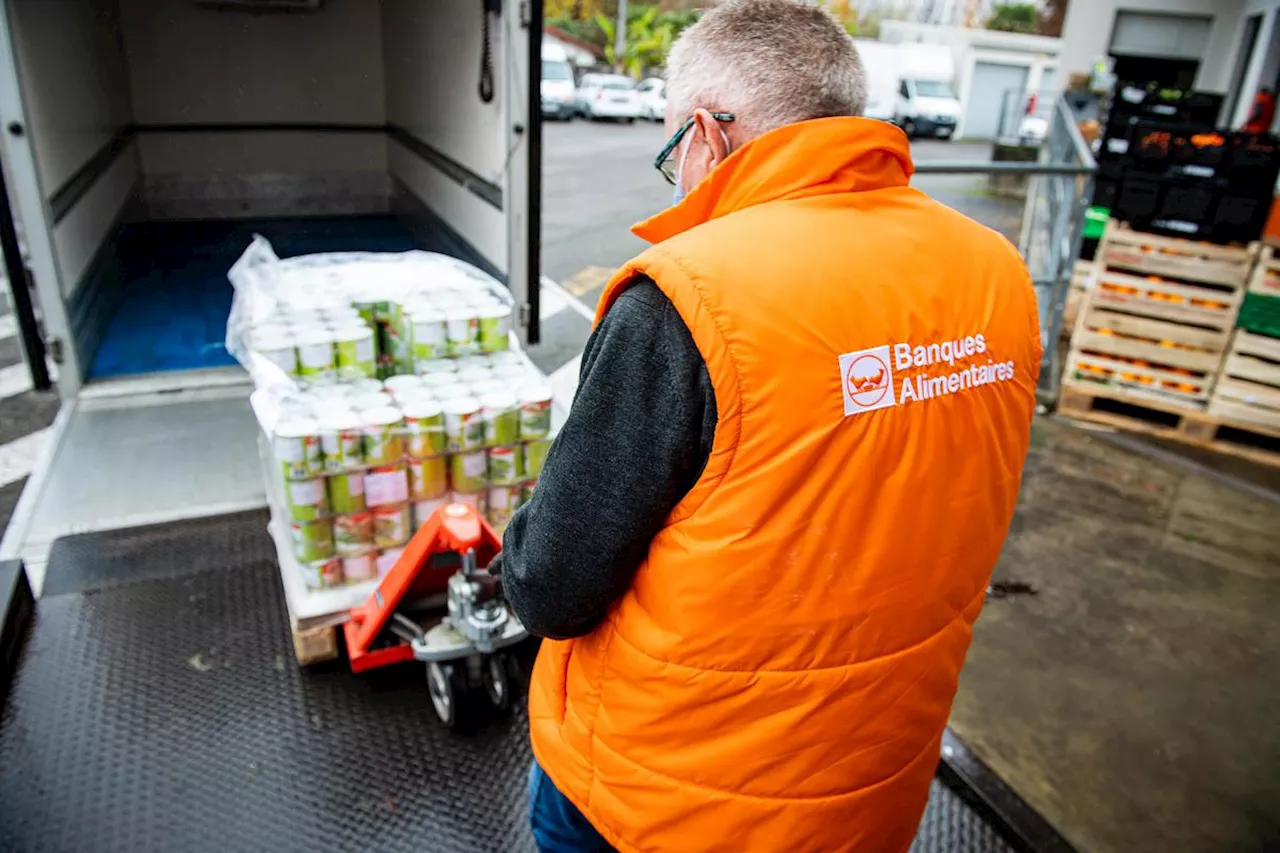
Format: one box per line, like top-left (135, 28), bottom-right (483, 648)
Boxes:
top-left (528, 760), bottom-right (614, 852)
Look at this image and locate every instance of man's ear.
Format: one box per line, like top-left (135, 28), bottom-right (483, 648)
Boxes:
top-left (692, 108), bottom-right (730, 166)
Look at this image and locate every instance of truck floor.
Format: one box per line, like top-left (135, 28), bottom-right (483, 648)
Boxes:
top-left (0, 510), bottom-right (1016, 853)
top-left (88, 216), bottom-right (424, 380)
top-left (951, 417), bottom-right (1280, 853)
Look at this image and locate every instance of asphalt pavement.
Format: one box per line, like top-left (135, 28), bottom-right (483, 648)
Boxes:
top-left (538, 118), bottom-right (1023, 322)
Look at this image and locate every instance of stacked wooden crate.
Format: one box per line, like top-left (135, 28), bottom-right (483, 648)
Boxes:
top-left (1205, 245), bottom-right (1280, 439)
top-left (1059, 220), bottom-right (1280, 464)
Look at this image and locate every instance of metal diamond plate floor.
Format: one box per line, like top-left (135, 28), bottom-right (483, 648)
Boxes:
top-left (0, 512), bottom-right (1013, 853)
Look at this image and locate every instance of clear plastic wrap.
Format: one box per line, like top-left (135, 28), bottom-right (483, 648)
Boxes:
top-left (227, 236), bottom-right (550, 591)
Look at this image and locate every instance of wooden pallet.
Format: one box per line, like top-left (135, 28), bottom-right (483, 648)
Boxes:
top-left (292, 623), bottom-right (341, 666)
top-left (1207, 330), bottom-right (1280, 431)
top-left (1248, 245), bottom-right (1280, 297)
top-left (1098, 220), bottom-right (1258, 289)
top-left (1058, 383), bottom-right (1280, 467)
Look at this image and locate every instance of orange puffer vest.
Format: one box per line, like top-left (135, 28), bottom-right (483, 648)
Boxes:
top-left (528, 117), bottom-right (1042, 853)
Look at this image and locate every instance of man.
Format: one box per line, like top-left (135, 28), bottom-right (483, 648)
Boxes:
top-left (497, 1), bottom-right (1042, 850)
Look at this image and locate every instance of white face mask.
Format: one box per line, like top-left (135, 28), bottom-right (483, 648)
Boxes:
top-left (672, 126), bottom-right (731, 206)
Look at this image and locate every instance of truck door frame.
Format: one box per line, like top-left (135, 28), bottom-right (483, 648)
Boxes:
top-left (0, 0), bottom-right (81, 397)
top-left (506, 0), bottom-right (543, 345)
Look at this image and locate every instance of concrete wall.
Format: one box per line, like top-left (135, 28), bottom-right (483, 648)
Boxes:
top-left (118, 0), bottom-right (385, 178)
top-left (1058, 0), bottom-right (1245, 91)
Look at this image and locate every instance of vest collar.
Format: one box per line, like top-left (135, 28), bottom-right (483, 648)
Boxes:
top-left (632, 116), bottom-right (914, 245)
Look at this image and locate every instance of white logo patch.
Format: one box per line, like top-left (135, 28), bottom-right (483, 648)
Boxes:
top-left (839, 345), bottom-right (896, 416)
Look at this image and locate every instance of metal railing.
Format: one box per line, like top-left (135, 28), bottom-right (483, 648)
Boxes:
top-left (914, 94), bottom-right (1096, 402)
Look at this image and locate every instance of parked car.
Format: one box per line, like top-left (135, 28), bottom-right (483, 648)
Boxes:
top-left (575, 73), bottom-right (641, 122)
top-left (540, 43), bottom-right (577, 120)
top-left (637, 77), bottom-right (667, 121)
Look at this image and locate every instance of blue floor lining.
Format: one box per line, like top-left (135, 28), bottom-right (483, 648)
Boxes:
top-left (87, 216), bottom-right (427, 380)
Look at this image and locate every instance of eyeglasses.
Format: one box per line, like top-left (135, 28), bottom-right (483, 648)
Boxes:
top-left (654, 112), bottom-right (735, 185)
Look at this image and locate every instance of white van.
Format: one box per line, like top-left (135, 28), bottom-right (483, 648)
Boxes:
top-left (541, 41), bottom-right (577, 121)
top-left (892, 44), bottom-right (962, 139)
top-left (0, 0), bottom-right (542, 586)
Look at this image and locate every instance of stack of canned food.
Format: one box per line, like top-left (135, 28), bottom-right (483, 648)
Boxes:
top-left (247, 283), bottom-right (514, 382)
top-left (271, 351), bottom-right (553, 591)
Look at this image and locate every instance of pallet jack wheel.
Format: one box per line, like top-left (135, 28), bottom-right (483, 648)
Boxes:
top-left (427, 661), bottom-right (481, 731)
top-left (483, 652), bottom-right (521, 713)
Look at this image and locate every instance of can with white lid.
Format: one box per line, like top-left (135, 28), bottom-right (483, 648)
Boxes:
top-left (319, 410), bottom-right (364, 471)
top-left (376, 547), bottom-right (404, 579)
top-left (418, 373), bottom-right (457, 391)
top-left (361, 406), bottom-right (405, 465)
top-left (486, 444), bottom-right (524, 484)
top-left (300, 557), bottom-right (344, 591)
top-left (524, 437), bottom-right (552, 478)
top-left (341, 551), bottom-right (378, 582)
top-left (432, 382), bottom-right (469, 402)
top-left (294, 328), bottom-right (336, 379)
top-left (333, 323), bottom-right (376, 379)
top-left (327, 470), bottom-right (366, 515)
top-left (402, 398), bottom-right (446, 457)
top-left (408, 306), bottom-right (448, 362)
top-left (488, 350), bottom-right (522, 369)
top-left (450, 450), bottom-right (488, 493)
top-left (457, 365), bottom-right (494, 385)
top-left (290, 520), bottom-right (334, 562)
top-left (444, 308), bottom-right (479, 357)
top-left (374, 504), bottom-right (410, 548)
top-left (477, 303), bottom-right (513, 352)
top-left (333, 511), bottom-right (374, 556)
top-left (364, 465), bottom-right (409, 507)
top-left (286, 476), bottom-right (329, 522)
top-left (469, 379), bottom-right (506, 399)
top-left (491, 363), bottom-right (529, 382)
top-left (274, 417), bottom-right (323, 479)
top-left (252, 330), bottom-right (298, 376)
top-left (487, 483), bottom-right (521, 526)
top-left (383, 374), bottom-right (424, 398)
top-left (415, 358), bottom-right (458, 376)
top-left (442, 396), bottom-right (485, 452)
top-left (347, 378), bottom-right (387, 396)
top-left (348, 391), bottom-right (392, 412)
top-left (409, 456), bottom-right (449, 500)
top-left (519, 381), bottom-right (554, 439)
top-left (480, 391), bottom-right (520, 447)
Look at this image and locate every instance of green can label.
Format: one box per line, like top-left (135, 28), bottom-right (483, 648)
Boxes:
top-left (327, 472), bottom-right (367, 515)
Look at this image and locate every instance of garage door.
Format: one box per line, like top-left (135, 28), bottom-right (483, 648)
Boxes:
top-left (963, 61), bottom-right (1029, 140)
top-left (1110, 12), bottom-right (1210, 59)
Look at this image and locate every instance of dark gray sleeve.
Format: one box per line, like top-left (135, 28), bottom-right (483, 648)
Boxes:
top-left (494, 277), bottom-right (717, 640)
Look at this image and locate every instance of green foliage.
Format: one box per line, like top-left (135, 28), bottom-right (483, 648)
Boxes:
top-left (594, 4), bottom-right (692, 77)
top-left (985, 3), bottom-right (1039, 34)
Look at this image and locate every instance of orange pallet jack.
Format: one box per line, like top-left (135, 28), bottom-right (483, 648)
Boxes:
top-left (343, 503), bottom-right (527, 729)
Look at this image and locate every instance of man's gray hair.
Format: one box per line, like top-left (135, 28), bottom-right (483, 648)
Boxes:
top-left (666, 0), bottom-right (867, 139)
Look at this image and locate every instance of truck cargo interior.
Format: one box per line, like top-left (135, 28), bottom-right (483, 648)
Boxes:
top-left (0, 0), bottom-right (535, 584)
top-left (5, 0), bottom-right (521, 391)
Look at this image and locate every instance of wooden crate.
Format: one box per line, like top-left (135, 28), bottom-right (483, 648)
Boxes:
top-left (1248, 244), bottom-right (1280, 297)
top-left (1066, 298), bottom-right (1231, 406)
top-left (1097, 220), bottom-right (1258, 289)
top-left (1207, 330), bottom-right (1280, 431)
top-left (1090, 268), bottom-right (1244, 332)
top-left (1062, 260), bottom-right (1093, 333)
top-left (1058, 384), bottom-right (1280, 467)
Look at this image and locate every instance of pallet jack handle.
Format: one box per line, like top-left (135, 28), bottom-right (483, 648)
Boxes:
top-left (344, 504), bottom-right (503, 672)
